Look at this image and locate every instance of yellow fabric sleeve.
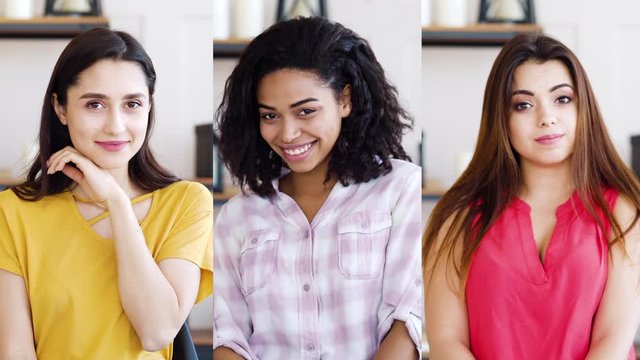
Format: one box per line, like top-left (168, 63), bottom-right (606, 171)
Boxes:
top-left (156, 182), bottom-right (213, 303)
top-left (0, 191), bottom-right (23, 276)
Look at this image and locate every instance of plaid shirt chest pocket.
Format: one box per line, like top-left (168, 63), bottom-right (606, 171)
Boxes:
top-left (239, 228), bottom-right (279, 296)
top-left (337, 211), bottom-right (392, 279)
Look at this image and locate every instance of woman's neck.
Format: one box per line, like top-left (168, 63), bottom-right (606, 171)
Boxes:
top-left (279, 157), bottom-right (337, 198)
top-left (72, 166), bottom-right (142, 200)
top-left (519, 159), bottom-right (574, 204)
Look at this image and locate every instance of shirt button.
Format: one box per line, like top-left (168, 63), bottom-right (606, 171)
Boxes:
top-left (304, 230), bottom-right (310, 238)
top-left (250, 238), bottom-right (257, 244)
top-left (305, 343), bottom-right (315, 351)
top-left (360, 222), bottom-right (367, 229)
top-left (303, 284), bottom-right (311, 292)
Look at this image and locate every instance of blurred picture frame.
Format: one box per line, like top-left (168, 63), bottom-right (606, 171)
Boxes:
top-left (478, 0), bottom-right (535, 24)
top-left (45, 0), bottom-right (102, 16)
top-left (276, 0), bottom-right (327, 22)
top-left (212, 133), bottom-right (223, 193)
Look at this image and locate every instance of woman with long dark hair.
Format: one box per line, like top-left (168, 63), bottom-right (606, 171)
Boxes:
top-left (424, 34), bottom-right (640, 359)
top-left (214, 17), bottom-right (422, 359)
top-left (0, 28), bottom-right (212, 359)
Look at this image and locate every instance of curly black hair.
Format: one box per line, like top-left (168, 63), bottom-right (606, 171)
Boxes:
top-left (216, 16), bottom-right (413, 197)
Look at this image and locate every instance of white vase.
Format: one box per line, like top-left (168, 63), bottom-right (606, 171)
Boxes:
top-left (232, 0), bottom-right (264, 39)
top-left (433, 0), bottom-right (466, 27)
top-left (213, 0), bottom-right (230, 40)
top-left (60, 0), bottom-right (91, 13)
top-left (5, 0), bottom-right (33, 19)
top-left (290, 0), bottom-right (314, 18)
top-left (493, 0), bottom-right (525, 21)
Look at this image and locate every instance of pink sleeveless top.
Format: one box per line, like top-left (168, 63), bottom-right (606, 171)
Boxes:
top-left (465, 189), bottom-right (634, 359)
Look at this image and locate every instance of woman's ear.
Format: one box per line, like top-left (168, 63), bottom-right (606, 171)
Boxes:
top-left (340, 84), bottom-right (352, 118)
top-left (51, 93), bottom-right (68, 125)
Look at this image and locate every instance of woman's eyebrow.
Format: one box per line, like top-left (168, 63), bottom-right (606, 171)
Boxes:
top-left (258, 103), bottom-right (276, 110)
top-left (290, 97), bottom-right (318, 108)
top-left (549, 83), bottom-right (573, 92)
top-left (512, 89), bottom-right (533, 96)
top-left (78, 92), bottom-right (148, 100)
top-left (79, 92), bottom-right (108, 99)
top-left (258, 97), bottom-right (319, 110)
top-left (512, 83), bottom-right (574, 97)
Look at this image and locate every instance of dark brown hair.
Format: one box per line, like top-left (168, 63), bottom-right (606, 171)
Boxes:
top-left (423, 34), bottom-right (640, 288)
top-left (13, 27), bottom-right (178, 201)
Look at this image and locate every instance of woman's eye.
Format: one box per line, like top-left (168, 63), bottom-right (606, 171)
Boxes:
top-left (514, 102), bottom-right (532, 111)
top-left (556, 95), bottom-right (572, 104)
top-left (260, 113), bottom-right (278, 121)
top-left (125, 101), bottom-right (142, 109)
top-left (86, 101), bottom-right (104, 110)
top-left (298, 108), bottom-right (316, 116)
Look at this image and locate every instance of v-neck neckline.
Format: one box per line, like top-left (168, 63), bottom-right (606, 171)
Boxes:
top-left (65, 190), bottom-right (159, 241)
top-left (272, 176), bottom-right (347, 230)
top-left (512, 191), bottom-right (581, 284)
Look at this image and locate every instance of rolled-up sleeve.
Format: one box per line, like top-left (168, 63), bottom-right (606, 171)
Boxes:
top-left (376, 166), bottom-right (423, 351)
top-left (213, 201), bottom-right (256, 359)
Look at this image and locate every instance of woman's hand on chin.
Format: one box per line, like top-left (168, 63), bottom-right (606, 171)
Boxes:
top-left (46, 146), bottom-right (124, 204)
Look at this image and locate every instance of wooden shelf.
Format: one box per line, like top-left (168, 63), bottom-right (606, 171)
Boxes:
top-left (0, 16), bottom-right (109, 38)
top-left (212, 183), bottom-right (444, 205)
top-left (0, 177), bottom-right (22, 186)
top-left (422, 23), bottom-right (542, 46)
top-left (190, 328), bottom-right (212, 346)
top-left (214, 24), bottom-right (543, 56)
top-left (1, 177), bottom-right (216, 192)
top-left (213, 186), bottom-right (241, 205)
top-left (213, 38), bottom-right (251, 58)
top-left (422, 180), bottom-right (446, 200)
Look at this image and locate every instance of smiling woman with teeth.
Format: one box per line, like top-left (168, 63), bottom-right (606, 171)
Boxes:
top-left (214, 17), bottom-right (422, 360)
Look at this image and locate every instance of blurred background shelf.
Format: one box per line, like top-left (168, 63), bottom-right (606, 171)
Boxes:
top-left (191, 328), bottom-right (212, 359)
top-left (213, 38), bottom-right (251, 58)
top-left (0, 177), bottom-right (22, 189)
top-left (213, 187), bottom-right (241, 205)
top-left (214, 24), bottom-right (543, 56)
top-left (422, 23), bottom-right (542, 46)
top-left (212, 183), bottom-right (445, 205)
top-left (0, 16), bottom-right (109, 38)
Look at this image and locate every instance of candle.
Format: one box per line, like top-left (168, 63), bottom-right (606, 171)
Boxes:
top-left (422, 0), bottom-right (431, 26)
top-left (213, 0), bottom-right (230, 40)
top-left (433, 0), bottom-right (466, 27)
top-left (5, 0), bottom-right (33, 19)
top-left (232, 0), bottom-right (264, 39)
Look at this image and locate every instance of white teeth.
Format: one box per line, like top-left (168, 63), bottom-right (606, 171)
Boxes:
top-left (283, 142), bottom-right (313, 156)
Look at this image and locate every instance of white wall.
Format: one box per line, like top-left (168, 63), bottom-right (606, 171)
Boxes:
top-left (423, 0), bottom-right (640, 188)
top-left (0, 0), bottom-right (213, 330)
top-left (214, 0), bottom-right (423, 188)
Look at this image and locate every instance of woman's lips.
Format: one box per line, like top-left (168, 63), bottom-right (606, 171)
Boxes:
top-left (535, 134), bottom-right (564, 145)
top-left (96, 141), bottom-right (129, 152)
top-left (279, 141), bottom-right (316, 162)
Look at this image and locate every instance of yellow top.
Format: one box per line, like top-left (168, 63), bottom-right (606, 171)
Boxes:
top-left (0, 180), bottom-right (213, 360)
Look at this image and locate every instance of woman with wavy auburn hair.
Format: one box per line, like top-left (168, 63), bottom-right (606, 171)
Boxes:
top-left (423, 34), bottom-right (640, 359)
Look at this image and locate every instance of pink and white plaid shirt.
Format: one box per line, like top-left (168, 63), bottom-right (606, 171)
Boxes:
top-left (213, 159), bottom-right (423, 359)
